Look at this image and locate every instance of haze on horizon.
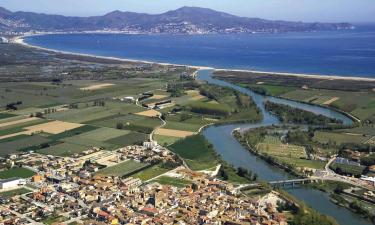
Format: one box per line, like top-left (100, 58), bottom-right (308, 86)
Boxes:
top-left (0, 0), bottom-right (375, 23)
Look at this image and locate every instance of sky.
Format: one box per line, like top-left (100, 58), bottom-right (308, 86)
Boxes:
top-left (0, 0), bottom-right (375, 23)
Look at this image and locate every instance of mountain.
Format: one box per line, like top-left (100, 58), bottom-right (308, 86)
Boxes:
top-left (0, 6), bottom-right (353, 34)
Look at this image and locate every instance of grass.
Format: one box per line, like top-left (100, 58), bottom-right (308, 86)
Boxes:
top-left (153, 176), bottom-right (192, 188)
top-left (48, 125), bottom-right (99, 141)
top-left (89, 114), bottom-right (161, 134)
top-left (0, 113), bottom-right (17, 119)
top-left (250, 84), bottom-right (296, 96)
top-left (169, 135), bottom-right (219, 170)
top-left (0, 135), bottom-right (51, 156)
top-left (257, 135), bottom-right (325, 170)
top-left (131, 164), bottom-right (170, 181)
top-left (77, 127), bottom-right (130, 142)
top-left (154, 135), bottom-right (181, 146)
top-left (37, 142), bottom-right (89, 157)
top-left (313, 131), bottom-right (369, 145)
top-left (106, 132), bottom-right (148, 146)
top-left (96, 160), bottom-right (148, 177)
top-left (0, 188), bottom-right (31, 198)
top-left (42, 216), bottom-right (68, 225)
top-left (0, 167), bottom-right (36, 179)
top-left (330, 163), bottom-right (365, 176)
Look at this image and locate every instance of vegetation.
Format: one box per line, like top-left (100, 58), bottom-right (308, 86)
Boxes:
top-left (0, 167), bottom-right (36, 179)
top-left (96, 160), bottom-right (148, 177)
top-left (153, 176), bottom-right (192, 188)
top-left (169, 135), bottom-right (219, 170)
top-left (0, 188), bottom-right (31, 198)
top-left (265, 101), bottom-right (342, 125)
top-left (131, 164), bottom-right (171, 181)
top-left (190, 102), bottom-right (231, 116)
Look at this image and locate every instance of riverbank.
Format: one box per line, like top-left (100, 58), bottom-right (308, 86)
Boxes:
top-left (13, 33), bottom-right (375, 82)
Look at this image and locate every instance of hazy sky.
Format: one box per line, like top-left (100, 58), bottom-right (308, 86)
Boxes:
top-left (0, 0), bottom-right (374, 23)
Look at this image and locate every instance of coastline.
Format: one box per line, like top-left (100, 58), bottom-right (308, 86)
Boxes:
top-left (13, 33), bottom-right (375, 82)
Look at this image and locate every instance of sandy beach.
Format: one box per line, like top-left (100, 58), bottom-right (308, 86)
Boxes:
top-left (13, 34), bottom-right (375, 82)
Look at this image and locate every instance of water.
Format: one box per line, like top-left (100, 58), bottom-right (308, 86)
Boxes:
top-left (198, 70), bottom-right (371, 225)
top-left (25, 31), bottom-right (373, 224)
top-left (25, 26), bottom-right (375, 77)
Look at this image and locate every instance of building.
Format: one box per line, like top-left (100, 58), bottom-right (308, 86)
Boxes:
top-left (0, 178), bottom-right (21, 189)
top-left (0, 37), bottom-right (9, 44)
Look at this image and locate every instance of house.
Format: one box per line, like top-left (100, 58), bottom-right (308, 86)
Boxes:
top-left (0, 37), bottom-right (9, 44)
top-left (0, 177), bottom-right (22, 189)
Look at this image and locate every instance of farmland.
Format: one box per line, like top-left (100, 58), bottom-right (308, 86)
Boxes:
top-left (96, 160), bottom-right (148, 177)
top-left (169, 135), bottom-right (219, 170)
top-left (131, 164), bottom-right (170, 181)
top-left (152, 176), bottom-right (192, 188)
top-left (0, 167), bottom-right (36, 179)
top-left (255, 135), bottom-right (325, 170)
top-left (0, 188), bottom-right (31, 198)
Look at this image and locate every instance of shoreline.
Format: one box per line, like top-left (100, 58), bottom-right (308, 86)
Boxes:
top-left (13, 33), bottom-right (375, 82)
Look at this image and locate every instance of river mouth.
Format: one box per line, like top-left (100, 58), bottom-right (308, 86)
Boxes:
top-left (197, 69), bottom-right (371, 225)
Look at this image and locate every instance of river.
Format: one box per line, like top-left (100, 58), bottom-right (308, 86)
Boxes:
top-left (197, 69), bottom-right (371, 225)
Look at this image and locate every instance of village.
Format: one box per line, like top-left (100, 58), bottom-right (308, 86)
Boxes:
top-left (0, 141), bottom-right (288, 225)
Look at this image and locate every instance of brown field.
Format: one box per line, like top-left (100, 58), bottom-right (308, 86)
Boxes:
top-left (150, 95), bottom-right (168, 100)
top-left (135, 110), bottom-right (161, 118)
top-left (80, 83), bottom-right (114, 91)
top-left (365, 136), bottom-right (375, 145)
top-left (186, 90), bottom-right (206, 101)
top-left (24, 120), bottom-right (84, 134)
top-left (155, 128), bottom-right (195, 138)
top-left (323, 97), bottom-right (340, 105)
top-left (0, 117), bottom-right (40, 128)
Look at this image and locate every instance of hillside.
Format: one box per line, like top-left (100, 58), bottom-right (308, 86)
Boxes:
top-left (0, 6), bottom-right (353, 34)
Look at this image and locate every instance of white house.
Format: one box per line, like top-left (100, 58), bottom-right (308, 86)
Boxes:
top-left (0, 37), bottom-right (9, 44)
top-left (0, 178), bottom-right (22, 189)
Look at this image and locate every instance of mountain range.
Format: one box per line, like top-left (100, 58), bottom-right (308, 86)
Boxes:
top-left (0, 6), bottom-right (353, 34)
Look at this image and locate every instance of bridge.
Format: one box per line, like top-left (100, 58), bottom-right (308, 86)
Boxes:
top-left (269, 178), bottom-right (322, 187)
top-left (235, 178), bottom-right (323, 191)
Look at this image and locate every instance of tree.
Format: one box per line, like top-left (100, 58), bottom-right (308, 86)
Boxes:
top-left (116, 122), bottom-right (124, 130)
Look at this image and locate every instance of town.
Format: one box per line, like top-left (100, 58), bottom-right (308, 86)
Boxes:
top-left (0, 141), bottom-right (288, 225)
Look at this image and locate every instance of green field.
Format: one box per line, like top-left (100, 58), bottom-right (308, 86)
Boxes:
top-left (37, 142), bottom-right (89, 157)
top-left (154, 135), bottom-right (181, 146)
top-left (0, 167), bottom-right (36, 179)
top-left (0, 188), bottom-right (31, 197)
top-left (330, 163), bottom-right (365, 176)
top-left (0, 113), bottom-right (17, 119)
top-left (281, 89), bottom-right (375, 122)
top-left (169, 135), bottom-right (219, 170)
top-left (77, 127), bottom-right (130, 142)
top-left (42, 216), bottom-right (68, 225)
top-left (313, 131), bottom-right (369, 145)
top-left (153, 176), bottom-right (192, 188)
top-left (0, 135), bottom-right (51, 156)
top-left (249, 84), bottom-right (297, 96)
top-left (257, 135), bottom-right (325, 170)
top-left (96, 160), bottom-right (148, 177)
top-left (131, 164), bottom-right (170, 181)
top-left (88, 114), bottom-right (161, 134)
top-left (106, 132), bottom-right (148, 146)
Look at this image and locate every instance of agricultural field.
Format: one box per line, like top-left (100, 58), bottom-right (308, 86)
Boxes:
top-left (0, 188), bottom-right (31, 198)
top-left (131, 164), bottom-right (170, 181)
top-left (313, 131), bottom-right (370, 145)
top-left (155, 128), bottom-right (195, 138)
top-left (0, 113), bottom-right (17, 120)
top-left (256, 135), bottom-right (325, 170)
top-left (154, 135), bottom-right (181, 146)
top-left (36, 142), bottom-right (90, 157)
top-left (0, 135), bottom-right (51, 156)
top-left (152, 176), bottom-right (192, 188)
top-left (95, 160), bottom-right (148, 177)
top-left (106, 132), bottom-right (148, 146)
top-left (0, 167), bottom-right (36, 179)
top-left (169, 135), bottom-right (219, 170)
top-left (330, 163), bottom-right (366, 177)
top-left (281, 89), bottom-right (375, 122)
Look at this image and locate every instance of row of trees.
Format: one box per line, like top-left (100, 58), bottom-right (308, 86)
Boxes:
top-left (265, 101), bottom-right (343, 125)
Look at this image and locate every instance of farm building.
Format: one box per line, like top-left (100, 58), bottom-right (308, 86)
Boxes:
top-left (0, 37), bottom-right (9, 44)
top-left (0, 177), bottom-right (22, 189)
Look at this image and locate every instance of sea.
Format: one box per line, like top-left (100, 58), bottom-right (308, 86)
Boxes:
top-left (25, 24), bottom-right (375, 78)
